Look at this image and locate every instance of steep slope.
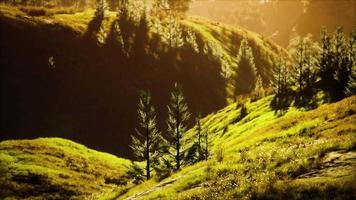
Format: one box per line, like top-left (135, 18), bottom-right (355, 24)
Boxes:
top-left (0, 138), bottom-right (130, 200)
top-left (0, 4), bottom-right (288, 158)
top-left (118, 95), bottom-right (356, 199)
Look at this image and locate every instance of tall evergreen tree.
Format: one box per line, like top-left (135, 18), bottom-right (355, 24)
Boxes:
top-left (95, 0), bottom-right (108, 18)
top-left (130, 91), bottom-right (164, 180)
top-left (196, 116), bottom-right (202, 158)
top-left (203, 125), bottom-right (209, 161)
top-left (288, 34), bottom-right (319, 96)
top-left (255, 75), bottom-right (263, 91)
top-left (133, 3), bottom-right (150, 59)
top-left (163, 15), bottom-right (184, 49)
top-left (318, 28), bottom-right (334, 99)
top-left (167, 83), bottom-right (191, 170)
top-left (233, 37), bottom-right (257, 95)
top-left (318, 27), bottom-right (355, 100)
top-left (117, 0), bottom-right (135, 57)
top-left (346, 30), bottom-right (356, 96)
top-left (272, 58), bottom-right (290, 98)
top-left (333, 27), bottom-right (352, 100)
top-left (185, 30), bottom-right (199, 53)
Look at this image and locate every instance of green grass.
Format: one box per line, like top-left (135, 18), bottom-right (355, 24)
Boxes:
top-left (117, 95), bottom-right (356, 199)
top-left (0, 138), bottom-right (131, 200)
top-left (1, 4), bottom-right (355, 199)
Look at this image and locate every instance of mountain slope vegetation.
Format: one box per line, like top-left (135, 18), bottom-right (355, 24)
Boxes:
top-left (0, 138), bottom-right (130, 200)
top-left (0, 3), bottom-right (288, 158)
top-left (118, 95), bottom-right (356, 199)
top-left (1, 95), bottom-right (355, 200)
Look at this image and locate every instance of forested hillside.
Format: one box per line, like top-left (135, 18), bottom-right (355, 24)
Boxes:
top-left (1, 1), bottom-right (355, 199)
top-left (0, 2), bottom-right (287, 157)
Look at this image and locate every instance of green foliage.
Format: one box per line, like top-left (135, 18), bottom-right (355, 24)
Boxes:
top-left (162, 14), bottom-right (184, 49)
top-left (346, 30), bottom-right (356, 96)
top-left (95, 0), bottom-right (108, 18)
top-left (185, 116), bottom-right (206, 164)
top-left (184, 29), bottom-right (199, 53)
top-left (230, 37), bottom-right (258, 98)
top-left (130, 90), bottom-right (165, 180)
top-left (318, 27), bottom-right (355, 102)
top-left (167, 83), bottom-right (191, 170)
top-left (125, 162), bottom-right (145, 184)
top-left (288, 34), bottom-right (320, 94)
top-left (120, 95), bottom-right (356, 199)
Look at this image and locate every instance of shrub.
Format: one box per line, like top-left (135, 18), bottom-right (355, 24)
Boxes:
top-left (216, 146), bottom-right (225, 163)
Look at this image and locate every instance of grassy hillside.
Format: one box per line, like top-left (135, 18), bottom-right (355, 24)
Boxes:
top-left (117, 95), bottom-right (356, 199)
top-left (0, 4), bottom-right (288, 158)
top-left (0, 96), bottom-right (354, 199)
top-left (0, 137), bottom-right (130, 200)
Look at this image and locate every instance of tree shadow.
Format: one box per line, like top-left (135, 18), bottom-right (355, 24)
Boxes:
top-left (294, 88), bottom-right (318, 110)
top-left (270, 91), bottom-right (294, 116)
top-left (83, 13), bottom-right (104, 42)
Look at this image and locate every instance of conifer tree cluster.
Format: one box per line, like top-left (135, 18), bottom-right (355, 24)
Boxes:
top-left (228, 37), bottom-right (260, 102)
top-left (271, 27), bottom-right (355, 110)
top-left (130, 83), bottom-right (210, 182)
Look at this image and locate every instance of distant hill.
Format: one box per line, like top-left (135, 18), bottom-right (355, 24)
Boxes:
top-left (0, 137), bottom-right (130, 199)
top-left (0, 4), bottom-right (287, 158)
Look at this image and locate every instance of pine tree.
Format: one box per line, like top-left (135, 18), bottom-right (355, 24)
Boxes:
top-left (185, 30), bottom-right (199, 53)
top-left (133, 3), bottom-right (150, 59)
top-left (203, 126), bottom-right (209, 161)
top-left (163, 15), bottom-right (184, 49)
top-left (233, 37), bottom-right (257, 95)
top-left (196, 116), bottom-right (202, 157)
top-left (125, 161), bottom-right (145, 184)
top-left (346, 30), bottom-right (356, 96)
top-left (195, 115), bottom-right (206, 161)
top-left (252, 75), bottom-right (264, 100)
top-left (255, 75), bottom-right (263, 91)
top-left (318, 28), bottom-right (335, 100)
top-left (167, 83), bottom-right (191, 170)
top-left (95, 0), bottom-right (108, 18)
top-left (289, 36), bottom-right (306, 92)
top-left (318, 27), bottom-right (355, 101)
top-left (184, 115), bottom-right (205, 164)
top-left (288, 34), bottom-right (319, 97)
top-left (272, 58), bottom-right (290, 97)
top-left (130, 91), bottom-right (164, 180)
top-left (333, 27), bottom-right (352, 100)
top-left (117, 0), bottom-right (135, 57)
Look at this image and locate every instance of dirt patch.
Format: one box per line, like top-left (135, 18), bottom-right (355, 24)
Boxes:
top-left (298, 151), bottom-right (356, 179)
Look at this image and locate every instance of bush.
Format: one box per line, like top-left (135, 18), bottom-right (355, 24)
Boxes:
top-left (124, 162), bottom-right (144, 184)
